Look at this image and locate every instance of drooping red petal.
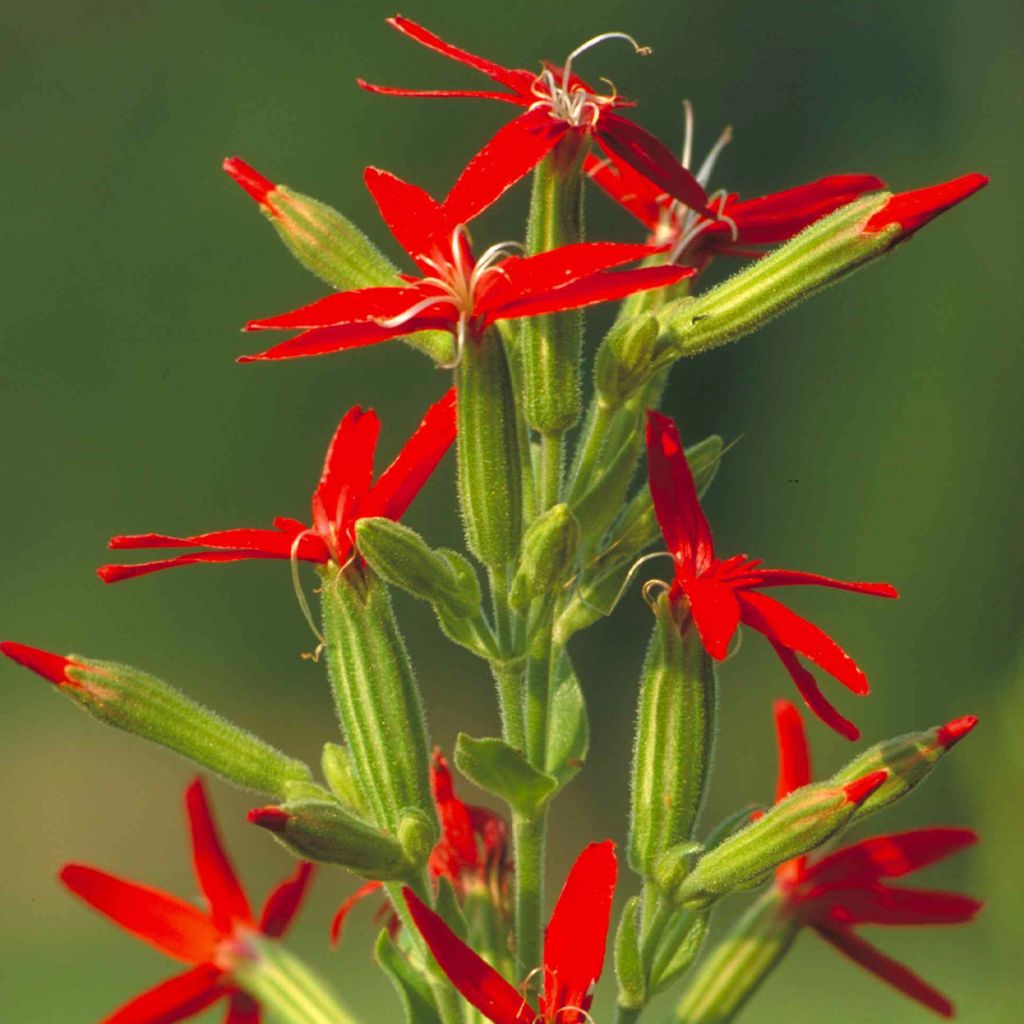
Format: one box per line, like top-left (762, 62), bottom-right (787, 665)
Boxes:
top-left (103, 964), bottom-right (227, 1024)
top-left (825, 886), bottom-right (982, 927)
top-left (0, 640), bottom-right (78, 686)
top-left (225, 991), bottom-right (261, 1024)
top-left (97, 549), bottom-right (313, 584)
top-left (357, 81), bottom-right (525, 103)
top-left (738, 590), bottom-right (872, 697)
top-left (807, 829), bottom-right (978, 887)
top-left (330, 881), bottom-right (385, 946)
top-left (585, 153), bottom-right (666, 230)
top-left (443, 109), bottom-right (568, 227)
top-left (107, 528), bottom-right (312, 555)
top-left (244, 286), bottom-right (420, 332)
top-left (60, 864), bottom-right (221, 964)
top-left (814, 925), bottom-right (954, 1017)
top-left (364, 168), bottom-right (453, 271)
top-left (312, 406), bottom-right (379, 548)
top-left (185, 780), bottom-right (254, 934)
top-left (766, 638), bottom-right (860, 741)
top-left (238, 319), bottom-right (448, 363)
top-left (682, 574), bottom-right (742, 661)
top-left (596, 114), bottom-right (710, 216)
top-left (489, 264), bottom-right (691, 323)
top-left (362, 389), bottom-right (457, 523)
top-left (773, 699), bottom-right (812, 801)
top-left (735, 566), bottom-right (898, 599)
top-left (404, 889), bottom-right (535, 1024)
top-left (645, 411), bottom-right (715, 576)
top-left (259, 862), bottom-right (315, 939)
top-left (863, 173), bottom-right (988, 238)
top-left (541, 841), bottom-right (617, 1017)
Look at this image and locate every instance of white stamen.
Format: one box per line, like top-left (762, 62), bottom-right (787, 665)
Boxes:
top-left (562, 32), bottom-right (651, 95)
top-left (289, 530), bottom-right (327, 647)
top-left (695, 123), bottom-right (733, 189)
top-left (681, 99), bottom-right (694, 170)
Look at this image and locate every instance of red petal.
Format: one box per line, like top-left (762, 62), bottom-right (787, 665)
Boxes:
top-left (98, 549), bottom-right (314, 584)
top-left (107, 529), bottom-right (309, 554)
top-left (815, 925), bottom-right (954, 1017)
top-left (738, 590), bottom-right (872, 697)
top-left (244, 286), bottom-right (419, 332)
top-left (645, 411), bottom-right (715, 576)
top-left (682, 574), bottom-right (741, 661)
top-left (60, 864), bottom-right (222, 964)
top-left (330, 881), bottom-right (385, 946)
top-left (364, 168), bottom-right (452, 271)
top-left (809, 829), bottom-right (979, 886)
top-left (937, 714), bottom-right (978, 748)
top-left (596, 114), bottom-right (710, 215)
top-left (363, 389), bottom-right (457, 523)
top-left (0, 640), bottom-right (78, 686)
top-left (541, 841), bottom-right (617, 1017)
top-left (312, 406), bottom-right (379, 547)
top-left (357, 81), bottom-right (524, 103)
top-left (103, 964), bottom-right (227, 1024)
top-left (430, 749), bottom-right (480, 874)
top-left (185, 780), bottom-right (254, 933)
top-left (773, 699), bottom-right (812, 802)
top-left (225, 992), bottom-right (261, 1024)
top-left (489, 264), bottom-right (691, 323)
top-left (260, 862), bottom-right (315, 939)
top-left (223, 157), bottom-right (277, 211)
top-left (766, 638), bottom-right (860, 741)
top-left (443, 109), bottom-right (567, 227)
top-left (864, 173), bottom-right (988, 237)
top-left (825, 885), bottom-right (982, 927)
top-left (404, 889), bottom-right (535, 1024)
top-left (735, 567), bottom-right (897, 599)
top-left (238, 319), bottom-right (444, 363)
top-left (585, 153), bottom-right (666, 230)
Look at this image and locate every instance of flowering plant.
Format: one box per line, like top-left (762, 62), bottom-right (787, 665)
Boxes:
top-left (3, 14), bottom-right (988, 1024)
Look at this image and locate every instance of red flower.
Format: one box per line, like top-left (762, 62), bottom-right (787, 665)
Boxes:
top-left (645, 411), bottom-right (898, 739)
top-left (330, 749), bottom-right (511, 945)
top-left (60, 778), bottom-right (315, 1024)
top-left (239, 167), bottom-right (691, 365)
top-left (405, 840), bottom-right (617, 1024)
top-left (771, 700), bottom-right (981, 1017)
top-left (97, 391), bottom-right (456, 582)
top-left (358, 16), bottom-right (712, 224)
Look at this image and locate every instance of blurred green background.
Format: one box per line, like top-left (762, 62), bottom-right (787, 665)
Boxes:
top-left (1, 0), bottom-right (1020, 1020)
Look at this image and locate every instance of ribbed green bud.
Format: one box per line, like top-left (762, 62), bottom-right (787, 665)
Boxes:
top-left (831, 714), bottom-right (977, 825)
top-left (630, 599), bottom-right (718, 878)
top-left (321, 743), bottom-right (370, 817)
top-left (249, 799), bottom-right (417, 879)
top-left (571, 429), bottom-right (643, 546)
top-left (397, 808), bottom-right (438, 870)
top-left (649, 910), bottom-right (710, 996)
top-left (658, 194), bottom-right (893, 361)
top-left (509, 504), bottom-right (580, 612)
top-left (319, 565), bottom-right (435, 834)
top-left (671, 770), bottom-right (888, 909)
top-left (615, 896), bottom-right (647, 1011)
top-left (456, 331), bottom-right (524, 567)
top-left (356, 518), bottom-right (481, 619)
top-left (14, 649), bottom-right (313, 797)
top-left (594, 312), bottom-right (661, 409)
top-left (521, 136), bottom-right (588, 435)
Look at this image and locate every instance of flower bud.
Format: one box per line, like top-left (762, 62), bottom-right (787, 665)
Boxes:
top-left (321, 742), bottom-right (370, 816)
top-left (509, 504), bottom-right (580, 612)
top-left (397, 807), bottom-right (438, 869)
top-left (658, 173), bottom-right (987, 361)
top-left (670, 770), bottom-right (888, 909)
top-left (649, 909), bottom-right (710, 996)
top-left (248, 798), bottom-right (416, 879)
top-left (831, 714), bottom-right (978, 825)
top-left (594, 312), bottom-right (661, 408)
top-left (1, 641), bottom-right (311, 797)
top-left (571, 429), bottom-right (643, 546)
top-left (614, 896), bottom-right (646, 1011)
top-left (356, 517), bottom-right (481, 619)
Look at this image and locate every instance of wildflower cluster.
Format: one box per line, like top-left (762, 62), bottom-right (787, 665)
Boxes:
top-left (3, 14), bottom-right (987, 1024)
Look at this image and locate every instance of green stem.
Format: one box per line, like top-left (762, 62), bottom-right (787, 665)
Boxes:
top-left (512, 811), bottom-right (547, 981)
top-left (566, 398), bottom-right (615, 504)
top-left (490, 657), bottom-right (526, 753)
top-left (538, 432), bottom-right (563, 512)
top-left (613, 1007), bottom-right (643, 1024)
top-left (523, 613), bottom-right (553, 768)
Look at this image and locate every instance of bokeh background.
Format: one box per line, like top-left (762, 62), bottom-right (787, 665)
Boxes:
top-left (2, 0), bottom-right (1020, 1020)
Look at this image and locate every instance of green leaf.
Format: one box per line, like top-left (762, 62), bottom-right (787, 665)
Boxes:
top-left (455, 733), bottom-right (557, 819)
top-left (545, 651), bottom-right (589, 789)
top-left (375, 929), bottom-right (443, 1024)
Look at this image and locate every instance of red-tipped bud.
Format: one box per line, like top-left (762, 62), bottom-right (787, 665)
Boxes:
top-left (841, 769), bottom-right (889, 805)
top-left (223, 157), bottom-right (278, 211)
top-left (937, 714), bottom-right (979, 749)
top-left (863, 173), bottom-right (988, 237)
top-left (1, 641), bottom-right (80, 686)
top-left (430, 748), bottom-right (457, 803)
top-left (249, 806), bottom-right (291, 833)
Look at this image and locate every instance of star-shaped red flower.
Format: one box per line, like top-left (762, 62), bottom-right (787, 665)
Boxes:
top-left (358, 16), bottom-right (712, 225)
top-left (239, 167), bottom-right (691, 365)
top-left (405, 840), bottom-right (616, 1024)
top-left (60, 778), bottom-right (315, 1024)
top-left (646, 411), bottom-right (898, 739)
top-left (771, 700), bottom-right (981, 1017)
top-left (98, 390), bottom-right (455, 582)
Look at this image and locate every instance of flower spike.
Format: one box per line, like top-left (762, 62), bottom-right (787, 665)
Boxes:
top-left (645, 410), bottom-right (897, 738)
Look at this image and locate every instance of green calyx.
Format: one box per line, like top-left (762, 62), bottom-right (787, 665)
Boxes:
top-left (509, 503), bottom-right (580, 612)
top-left (594, 312), bottom-right (663, 409)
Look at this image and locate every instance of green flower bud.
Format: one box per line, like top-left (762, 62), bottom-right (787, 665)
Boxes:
top-left (594, 312), bottom-right (661, 408)
top-left (321, 743), bottom-right (370, 816)
top-left (615, 896), bottom-right (647, 1011)
top-left (397, 808), bottom-right (438, 871)
top-left (509, 504), bottom-right (580, 612)
top-left (649, 910), bottom-right (710, 996)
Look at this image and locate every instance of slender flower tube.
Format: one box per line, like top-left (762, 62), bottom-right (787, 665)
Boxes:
top-left (405, 840), bottom-right (617, 1024)
top-left (359, 16), bottom-right (712, 221)
top-left (97, 390), bottom-right (455, 582)
top-left (59, 778), bottom-right (329, 1024)
top-left (645, 411), bottom-right (898, 738)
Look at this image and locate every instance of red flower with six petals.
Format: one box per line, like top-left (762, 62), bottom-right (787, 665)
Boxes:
top-left (405, 840), bottom-right (617, 1024)
top-left (60, 778), bottom-right (315, 1024)
top-left (771, 700), bottom-right (981, 1017)
top-left (97, 390), bottom-right (456, 582)
top-left (359, 16), bottom-right (712, 225)
top-left (239, 167), bottom-right (692, 365)
top-left (646, 411), bottom-right (898, 739)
